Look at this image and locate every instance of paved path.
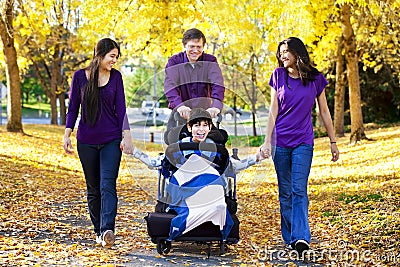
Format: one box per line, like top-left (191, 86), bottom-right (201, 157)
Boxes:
top-left (124, 242), bottom-right (240, 266)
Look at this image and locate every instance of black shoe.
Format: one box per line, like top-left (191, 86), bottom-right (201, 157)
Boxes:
top-left (295, 240), bottom-right (309, 255)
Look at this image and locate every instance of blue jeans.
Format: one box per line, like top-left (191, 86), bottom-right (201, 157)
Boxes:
top-left (77, 138), bottom-right (122, 235)
top-left (272, 144), bottom-right (313, 245)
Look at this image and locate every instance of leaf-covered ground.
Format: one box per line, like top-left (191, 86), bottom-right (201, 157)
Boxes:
top-left (0, 124), bottom-right (399, 266)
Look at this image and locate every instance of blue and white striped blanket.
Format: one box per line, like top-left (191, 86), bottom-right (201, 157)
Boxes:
top-left (165, 154), bottom-right (234, 241)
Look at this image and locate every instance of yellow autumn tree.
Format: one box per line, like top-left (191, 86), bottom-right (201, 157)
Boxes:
top-left (15, 0), bottom-right (87, 125)
top-left (197, 0), bottom-right (313, 136)
top-left (4, 0), bottom-right (399, 130)
top-left (76, 0), bottom-right (203, 62)
top-left (304, 0), bottom-right (400, 143)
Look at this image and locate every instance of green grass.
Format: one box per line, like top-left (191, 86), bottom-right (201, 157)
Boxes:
top-left (338, 193), bottom-right (383, 204)
top-left (227, 134), bottom-right (265, 147)
top-left (1, 102), bottom-right (51, 117)
top-left (1, 102), bottom-right (51, 111)
top-left (130, 119), bottom-right (165, 127)
top-left (22, 102), bottom-right (51, 112)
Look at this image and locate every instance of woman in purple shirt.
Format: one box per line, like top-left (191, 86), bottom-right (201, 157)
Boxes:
top-left (260, 37), bottom-right (339, 255)
top-left (63, 38), bottom-right (133, 248)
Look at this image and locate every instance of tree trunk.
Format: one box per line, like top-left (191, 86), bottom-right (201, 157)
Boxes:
top-left (251, 82), bottom-right (257, 137)
top-left (341, 4), bottom-right (366, 144)
top-left (50, 43), bottom-right (61, 125)
top-left (334, 35), bottom-right (346, 137)
top-left (58, 93), bottom-right (66, 125)
top-left (247, 53), bottom-right (258, 136)
top-left (0, 0), bottom-right (23, 133)
top-left (57, 45), bottom-right (67, 126)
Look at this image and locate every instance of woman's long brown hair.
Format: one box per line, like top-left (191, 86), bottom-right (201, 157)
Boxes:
top-left (83, 38), bottom-right (120, 126)
top-left (276, 37), bottom-right (319, 87)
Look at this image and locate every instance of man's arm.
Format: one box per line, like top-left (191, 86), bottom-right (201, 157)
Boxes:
top-left (164, 57), bottom-right (183, 109)
top-left (206, 57), bottom-right (225, 110)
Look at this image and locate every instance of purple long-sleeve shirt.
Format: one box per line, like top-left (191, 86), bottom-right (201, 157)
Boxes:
top-left (269, 67), bottom-right (328, 148)
top-left (66, 68), bottom-right (129, 145)
top-left (164, 51), bottom-right (225, 110)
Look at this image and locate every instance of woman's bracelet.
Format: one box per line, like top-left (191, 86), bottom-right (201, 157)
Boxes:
top-left (330, 141), bottom-right (336, 144)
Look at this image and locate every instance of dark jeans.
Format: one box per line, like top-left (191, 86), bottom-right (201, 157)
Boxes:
top-left (77, 138), bottom-right (122, 235)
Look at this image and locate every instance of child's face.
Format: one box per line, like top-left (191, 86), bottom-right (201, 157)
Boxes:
top-left (188, 120), bottom-right (211, 142)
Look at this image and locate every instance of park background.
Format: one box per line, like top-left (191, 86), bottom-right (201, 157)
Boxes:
top-left (1, 0), bottom-right (400, 266)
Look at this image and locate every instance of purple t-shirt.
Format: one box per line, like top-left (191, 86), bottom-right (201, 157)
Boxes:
top-left (269, 67), bottom-right (328, 148)
top-left (66, 68), bottom-right (129, 145)
top-left (164, 51), bottom-right (225, 110)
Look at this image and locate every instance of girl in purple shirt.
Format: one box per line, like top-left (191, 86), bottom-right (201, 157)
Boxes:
top-left (260, 37), bottom-right (339, 255)
top-left (63, 38), bottom-right (134, 248)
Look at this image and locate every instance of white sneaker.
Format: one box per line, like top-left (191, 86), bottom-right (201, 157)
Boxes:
top-left (95, 234), bottom-right (102, 244)
top-left (101, 230), bottom-right (115, 248)
top-left (286, 244), bottom-right (294, 250)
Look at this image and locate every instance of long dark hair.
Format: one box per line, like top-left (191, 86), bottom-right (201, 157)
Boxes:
top-left (83, 38), bottom-right (120, 126)
top-left (276, 37), bottom-right (319, 86)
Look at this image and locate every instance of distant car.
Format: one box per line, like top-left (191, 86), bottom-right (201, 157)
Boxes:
top-left (141, 101), bottom-right (159, 116)
top-left (224, 107), bottom-right (242, 116)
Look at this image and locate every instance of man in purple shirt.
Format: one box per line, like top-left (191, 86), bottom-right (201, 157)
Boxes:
top-left (164, 28), bottom-right (225, 125)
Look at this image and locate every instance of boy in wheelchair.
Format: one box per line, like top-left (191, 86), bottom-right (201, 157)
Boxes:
top-left (134, 108), bottom-right (266, 242)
